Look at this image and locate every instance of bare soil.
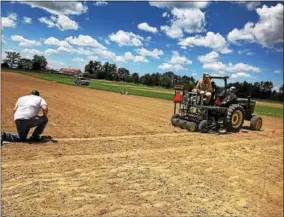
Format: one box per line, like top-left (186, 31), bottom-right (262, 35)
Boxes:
top-left (1, 72), bottom-right (283, 217)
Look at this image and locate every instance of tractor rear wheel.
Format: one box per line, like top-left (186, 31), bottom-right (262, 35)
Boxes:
top-left (250, 115), bottom-right (262, 131)
top-left (226, 104), bottom-right (245, 132)
top-left (198, 120), bottom-right (208, 133)
top-left (179, 120), bottom-right (187, 129)
top-left (186, 122), bottom-right (197, 132)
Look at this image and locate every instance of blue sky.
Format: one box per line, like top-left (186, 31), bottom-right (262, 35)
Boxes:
top-left (1, 1), bottom-right (283, 89)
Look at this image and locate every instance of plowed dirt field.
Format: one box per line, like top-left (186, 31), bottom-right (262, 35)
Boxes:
top-left (1, 72), bottom-right (283, 217)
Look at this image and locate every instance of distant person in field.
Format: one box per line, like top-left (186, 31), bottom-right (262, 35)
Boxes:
top-left (1, 90), bottom-right (48, 144)
top-left (196, 73), bottom-right (213, 104)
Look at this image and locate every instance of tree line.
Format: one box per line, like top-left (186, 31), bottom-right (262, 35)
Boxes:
top-left (2, 51), bottom-right (48, 71)
top-left (2, 52), bottom-right (283, 101)
top-left (227, 81), bottom-right (284, 101)
top-left (84, 60), bottom-right (196, 89)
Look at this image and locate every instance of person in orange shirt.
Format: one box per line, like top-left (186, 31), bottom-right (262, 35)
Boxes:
top-left (196, 73), bottom-right (212, 104)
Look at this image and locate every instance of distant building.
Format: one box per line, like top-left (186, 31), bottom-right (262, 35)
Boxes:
top-left (59, 68), bottom-right (82, 75)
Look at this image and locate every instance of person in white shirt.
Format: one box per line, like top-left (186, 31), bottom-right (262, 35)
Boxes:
top-left (1, 90), bottom-right (49, 144)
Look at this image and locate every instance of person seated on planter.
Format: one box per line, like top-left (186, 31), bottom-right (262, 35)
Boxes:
top-left (196, 73), bottom-right (213, 105)
top-left (1, 90), bottom-right (48, 145)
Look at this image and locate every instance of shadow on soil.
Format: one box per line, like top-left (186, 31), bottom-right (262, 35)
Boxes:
top-left (2, 136), bottom-right (58, 146)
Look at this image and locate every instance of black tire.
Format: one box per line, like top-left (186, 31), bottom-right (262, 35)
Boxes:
top-left (186, 122), bottom-right (197, 132)
top-left (250, 115), bottom-right (262, 131)
top-left (198, 120), bottom-right (208, 133)
top-left (226, 104), bottom-right (245, 132)
top-left (179, 120), bottom-right (187, 129)
top-left (172, 118), bottom-right (180, 127)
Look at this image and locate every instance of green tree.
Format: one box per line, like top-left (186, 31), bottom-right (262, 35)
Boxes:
top-left (84, 60), bottom-right (102, 78)
top-left (32, 55), bottom-right (47, 70)
top-left (85, 61), bottom-right (94, 74)
top-left (4, 51), bottom-right (21, 68)
top-left (109, 63), bottom-right (117, 81)
top-left (131, 72), bottom-right (140, 84)
top-left (19, 58), bottom-right (32, 69)
top-left (117, 67), bottom-right (130, 81)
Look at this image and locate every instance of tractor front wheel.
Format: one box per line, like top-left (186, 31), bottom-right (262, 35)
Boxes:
top-left (250, 115), bottom-right (262, 131)
top-left (198, 120), bottom-right (208, 133)
top-left (226, 104), bottom-right (245, 132)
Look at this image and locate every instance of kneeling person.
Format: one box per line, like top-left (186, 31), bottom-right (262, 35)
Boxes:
top-left (2, 90), bottom-right (48, 143)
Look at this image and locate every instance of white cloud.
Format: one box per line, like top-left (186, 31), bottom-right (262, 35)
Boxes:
top-left (109, 30), bottom-right (144, 47)
top-left (76, 47), bottom-right (93, 56)
top-left (198, 51), bottom-right (260, 74)
top-left (192, 72), bottom-right (198, 76)
top-left (162, 12), bottom-right (169, 18)
top-left (88, 55), bottom-right (99, 61)
top-left (2, 13), bottom-right (17, 28)
top-left (23, 16), bottom-right (32, 24)
top-left (138, 22), bottom-right (158, 34)
top-left (198, 51), bottom-right (219, 64)
top-left (246, 2), bottom-right (261, 10)
top-left (161, 24), bottom-right (183, 39)
top-left (21, 48), bottom-right (43, 58)
top-left (11, 35), bottom-right (41, 47)
top-left (92, 48), bottom-right (116, 60)
top-left (23, 2), bottom-right (87, 15)
top-left (227, 4), bottom-right (283, 47)
top-left (123, 52), bottom-right (149, 63)
top-left (45, 48), bottom-right (59, 56)
top-left (237, 49), bottom-right (253, 55)
top-left (170, 51), bottom-right (192, 65)
top-left (44, 37), bottom-right (72, 48)
top-left (158, 63), bottom-right (185, 71)
top-left (203, 61), bottom-right (227, 72)
top-left (57, 14), bottom-right (78, 30)
top-left (57, 46), bottom-right (75, 53)
top-left (179, 32), bottom-right (232, 54)
top-left (56, 45), bottom-right (92, 56)
top-left (136, 47), bottom-right (164, 59)
top-left (94, 1), bottom-right (108, 7)
top-left (236, 2), bottom-right (261, 11)
top-left (72, 58), bottom-right (85, 63)
top-left (47, 60), bottom-right (65, 70)
top-left (158, 51), bottom-right (192, 72)
top-left (227, 22), bottom-right (255, 43)
top-left (171, 8), bottom-right (205, 34)
top-left (273, 70), bottom-right (281, 74)
top-left (149, 2), bottom-right (210, 9)
top-left (231, 72), bottom-right (251, 79)
top-left (227, 63), bottom-right (260, 73)
top-left (132, 55), bottom-right (149, 63)
top-left (65, 35), bottom-right (106, 49)
top-left (161, 8), bottom-right (205, 39)
top-left (39, 17), bottom-right (56, 27)
top-left (39, 15), bottom-right (79, 31)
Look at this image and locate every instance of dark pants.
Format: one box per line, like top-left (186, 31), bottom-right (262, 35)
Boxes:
top-left (3, 116), bottom-right (48, 142)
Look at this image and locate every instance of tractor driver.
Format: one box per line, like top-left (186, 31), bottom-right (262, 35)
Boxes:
top-left (196, 73), bottom-right (213, 104)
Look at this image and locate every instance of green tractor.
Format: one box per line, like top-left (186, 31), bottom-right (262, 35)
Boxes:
top-left (171, 76), bottom-right (263, 133)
